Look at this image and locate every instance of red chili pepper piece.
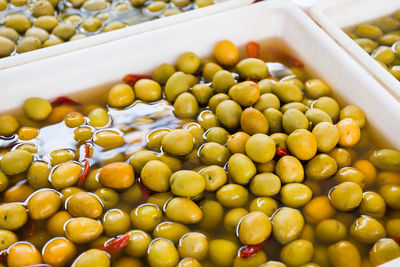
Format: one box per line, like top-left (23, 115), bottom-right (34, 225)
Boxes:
top-left (51, 96), bottom-right (81, 107)
top-left (22, 218), bottom-right (35, 239)
top-left (78, 160), bottom-right (90, 186)
top-left (98, 234), bottom-right (130, 256)
top-left (138, 181), bottom-right (152, 204)
top-left (239, 239), bottom-right (269, 258)
top-left (246, 41), bottom-right (260, 58)
top-left (392, 236), bottom-right (400, 246)
top-left (276, 148), bottom-right (290, 157)
top-left (84, 143), bottom-right (90, 158)
top-left (246, 78), bottom-right (259, 83)
top-left (123, 74), bottom-right (151, 87)
top-left (266, 46), bottom-right (304, 68)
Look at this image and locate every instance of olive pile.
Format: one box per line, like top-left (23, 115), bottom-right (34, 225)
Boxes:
top-left (0, 40), bottom-right (400, 267)
top-left (347, 10), bottom-right (400, 80)
top-left (0, 0), bottom-right (215, 58)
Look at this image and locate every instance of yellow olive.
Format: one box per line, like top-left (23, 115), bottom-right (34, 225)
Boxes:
top-left (208, 239), bottom-right (238, 267)
top-left (153, 221), bottom-right (190, 244)
top-left (240, 107), bottom-right (269, 135)
top-left (165, 197), bottom-right (202, 224)
top-left (178, 232), bottom-right (208, 261)
top-left (369, 238), bottom-right (400, 266)
top-left (0, 203), bottom-right (28, 230)
top-left (276, 156), bottom-right (304, 183)
top-left (213, 40), bottom-right (239, 66)
top-left (107, 83), bottom-right (135, 108)
top-left (147, 238), bottom-right (179, 267)
top-left (124, 230), bottom-right (151, 257)
top-left (350, 216), bottom-right (386, 244)
top-left (51, 162), bottom-right (82, 189)
top-left (130, 203), bottom-right (162, 231)
top-left (227, 153), bottom-right (256, 185)
top-left (162, 129), bottom-right (194, 156)
top-left (141, 160), bottom-right (171, 192)
top-left (280, 239), bottom-right (314, 266)
top-left (65, 217), bottom-right (103, 244)
top-left (287, 129), bottom-right (317, 161)
top-left (27, 189), bottom-right (61, 220)
top-left (328, 241), bottom-right (360, 267)
top-left (272, 207), bottom-right (305, 244)
top-left (250, 172), bottom-right (281, 196)
top-left (329, 181), bottom-right (363, 212)
top-left (238, 211), bottom-right (272, 245)
top-left (170, 170), bottom-right (206, 197)
top-left (73, 249), bottom-right (110, 267)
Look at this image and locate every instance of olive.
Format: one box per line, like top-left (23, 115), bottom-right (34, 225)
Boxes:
top-left (350, 215), bottom-right (386, 244)
top-left (335, 167), bottom-right (366, 188)
top-left (199, 165), bottom-right (227, 191)
top-left (208, 239), bottom-right (238, 267)
top-left (0, 230), bottom-right (17, 251)
top-left (329, 148), bottom-right (352, 168)
top-left (254, 93), bottom-right (280, 111)
top-left (152, 63), bottom-right (176, 85)
top-left (241, 107), bottom-right (269, 135)
top-left (328, 241), bottom-right (360, 267)
top-left (205, 127), bottom-right (229, 145)
top-left (238, 211), bottom-right (272, 245)
top-left (276, 156), bottom-right (304, 183)
top-left (164, 71), bottom-right (190, 102)
top-left (214, 40), bottom-right (239, 66)
top-left (315, 219), bottom-right (347, 243)
top-left (107, 83), bottom-right (135, 108)
top-left (305, 108), bottom-right (332, 127)
top-left (282, 108), bottom-right (309, 134)
top-left (170, 170), bottom-right (206, 197)
top-left (336, 118), bottom-right (361, 147)
top-left (176, 52), bottom-right (200, 74)
top-left (184, 123), bottom-right (205, 149)
top-left (203, 62), bottom-right (223, 82)
top-left (65, 217), bottom-right (103, 243)
top-left (0, 115), bottom-right (19, 136)
top-left (305, 154), bottom-right (338, 180)
top-left (258, 79), bottom-right (276, 94)
top-left (369, 238), bottom-right (400, 266)
top-left (304, 79), bottom-right (330, 99)
top-left (369, 149), bottom-right (400, 171)
top-left (94, 187), bottom-right (119, 210)
top-left (198, 200), bottom-right (224, 231)
top-left (0, 150), bottom-right (33, 175)
top-left (73, 249), bottom-right (110, 267)
top-left (236, 58), bottom-right (268, 80)
top-left (153, 221), bottom-right (189, 244)
top-left (130, 204), bottom-right (162, 231)
top-left (7, 243), bottom-right (42, 267)
top-left (287, 129), bottom-right (317, 160)
top-left (312, 122), bottom-right (340, 152)
top-left (273, 81), bottom-right (303, 103)
top-left (174, 93), bottom-right (199, 118)
top-left (199, 142), bottom-right (230, 166)
top-left (147, 238), bottom-right (179, 267)
top-left (0, 203), bottom-right (27, 230)
top-left (216, 100), bottom-right (242, 129)
top-left (216, 184), bottom-right (249, 208)
top-left (42, 237), bottom-right (77, 267)
top-left (280, 239), bottom-right (314, 266)
top-left (329, 181), bottom-right (363, 212)
top-left (5, 13), bottom-right (32, 33)
top-left (228, 81), bottom-right (260, 107)
top-left (165, 197), bottom-right (202, 224)
top-left (192, 84), bottom-right (214, 105)
top-left (304, 196), bottom-right (336, 224)
top-left (272, 207), bottom-right (304, 244)
top-left (99, 162), bottom-right (135, 189)
top-left (227, 153), bottom-right (256, 185)
top-left (250, 172), bottom-right (281, 197)
top-left (359, 191), bottom-right (386, 218)
top-left (264, 108), bottom-right (283, 134)
top-left (47, 211), bottom-right (72, 237)
top-left (197, 110), bottom-right (221, 130)
top-left (380, 184), bottom-right (400, 209)
top-left (27, 189), bottom-right (61, 220)
top-left (280, 183), bottom-right (313, 208)
top-left (212, 70), bottom-right (235, 93)
top-left (162, 129), bottom-right (194, 156)
top-left (141, 160), bottom-right (171, 192)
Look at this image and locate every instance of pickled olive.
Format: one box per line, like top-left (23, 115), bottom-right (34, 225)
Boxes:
top-left (199, 142), bottom-right (230, 166)
top-left (216, 100), bottom-right (242, 129)
top-left (165, 197), bottom-right (202, 224)
top-left (250, 172), bottom-right (281, 196)
top-left (280, 183), bottom-right (313, 208)
top-left (227, 153), bottom-right (256, 185)
top-left (358, 191), bottom-right (386, 218)
top-left (67, 191), bottom-right (103, 218)
top-left (330, 181), bottom-right (363, 211)
top-left (130, 204), bottom-right (162, 231)
top-left (141, 160), bottom-right (171, 192)
top-left (305, 154), bottom-right (338, 181)
top-left (107, 83), bottom-right (135, 108)
top-left (27, 189), bottom-right (61, 220)
top-left (281, 102), bottom-right (308, 114)
top-left (304, 196), bottom-right (336, 224)
top-left (0, 115), bottom-right (19, 136)
top-left (329, 147), bottom-right (352, 168)
top-left (73, 249), bottom-right (110, 267)
top-left (199, 165), bottom-right (227, 191)
top-left (176, 52), bottom-right (200, 74)
top-left (214, 40), bottom-right (240, 66)
top-left (350, 215), bottom-right (386, 244)
top-left (240, 107), bottom-right (269, 135)
top-left (264, 108), bottom-right (283, 134)
top-left (369, 238), bottom-right (400, 266)
top-left (205, 127), bottom-right (229, 145)
top-left (153, 221), bottom-right (189, 244)
top-left (192, 84), bottom-right (214, 105)
top-left (129, 150), bottom-right (158, 173)
top-left (287, 129), bottom-right (317, 160)
top-left (227, 132), bottom-right (250, 154)
top-left (228, 81), bottom-right (260, 107)
top-left (88, 108), bottom-right (110, 127)
top-left (273, 81), bottom-right (303, 103)
top-left (47, 211), bottom-right (72, 237)
top-left (386, 219), bottom-right (400, 237)
top-left (42, 237), bottom-right (77, 267)
top-left (224, 208), bottom-right (248, 234)
top-left (280, 239), bottom-right (314, 266)
top-left (328, 241), bottom-right (361, 267)
top-left (170, 170), bottom-right (206, 197)
top-left (147, 238), bottom-right (179, 267)
top-left (162, 129), bottom-right (194, 156)
top-left (335, 167), bottom-right (367, 188)
top-left (5, 13), bottom-right (32, 33)
top-left (304, 79), bottom-right (330, 99)
top-left (238, 211), bottom-right (272, 245)
top-left (305, 108), bottom-right (332, 127)
top-left (272, 207), bottom-right (305, 244)
top-left (0, 149), bottom-right (33, 175)
top-left (74, 126), bottom-right (93, 142)
top-left (315, 219), bottom-right (347, 243)
top-left (184, 123), bottom-right (205, 148)
top-left (0, 203), bottom-right (28, 230)
top-left (212, 70), bottom-right (235, 93)
top-left (94, 130), bottom-right (125, 149)
top-left (174, 93), bottom-right (199, 118)
top-left (152, 63), bottom-right (176, 85)
top-left (99, 162), bottom-right (134, 189)
top-left (197, 199), bottom-right (223, 231)
top-left (336, 118), bottom-right (361, 147)
top-left (0, 230), bottom-right (17, 251)
top-left (203, 62), bottom-right (223, 82)
top-left (65, 217), bottom-right (103, 243)
top-left (7, 242), bottom-right (42, 267)
top-left (164, 71), bottom-right (190, 102)
top-left (216, 184), bottom-right (249, 208)
top-left (208, 239), bottom-right (238, 267)
top-left (369, 149), bottom-right (400, 171)
top-left (340, 105), bottom-right (366, 128)
top-left (197, 110), bottom-right (220, 130)
top-left (276, 156), bottom-right (304, 183)
top-left (380, 184), bottom-right (400, 209)
top-left (282, 108), bottom-right (308, 134)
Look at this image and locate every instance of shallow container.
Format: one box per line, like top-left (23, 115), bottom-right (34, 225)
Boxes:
top-left (0, 0), bottom-right (252, 70)
top-left (1, 1), bottom-right (400, 265)
top-left (310, 0), bottom-right (400, 101)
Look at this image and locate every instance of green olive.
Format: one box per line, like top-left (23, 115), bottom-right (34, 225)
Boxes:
top-left (43, 37), bottom-right (64, 47)
top-left (28, 189), bottom-right (61, 220)
top-left (82, 0), bottom-right (107, 11)
top-left (73, 126), bottom-right (93, 142)
top-left (329, 147), bottom-right (352, 168)
top-left (170, 170), bottom-right (206, 197)
top-left (23, 97), bottom-right (52, 121)
top-left (191, 84), bottom-right (214, 106)
top-left (130, 203), bottom-right (162, 231)
top-left (52, 23), bottom-right (76, 40)
top-left (276, 155), bottom-right (304, 183)
top-left (164, 71), bottom-right (190, 102)
top-left (386, 219), bottom-right (400, 237)
top-left (0, 230), bottom-right (17, 250)
top-left (0, 171), bottom-right (9, 193)
top-left (249, 197), bottom-right (278, 217)
top-left (199, 142), bottom-right (230, 166)
top-left (245, 133), bottom-right (276, 163)
top-left (379, 184), bottom-right (400, 209)
top-left (250, 172), bottom-right (281, 196)
top-left (227, 153), bottom-right (256, 185)
top-left (73, 249), bottom-right (110, 267)
top-left (0, 115), bottom-right (19, 137)
top-left (124, 230), bottom-right (151, 257)
top-left (306, 108), bottom-right (332, 128)
top-left (88, 107), bottom-right (110, 127)
top-left (202, 62), bottom-right (223, 82)
top-left (208, 239), bottom-right (238, 267)
top-left (129, 150), bottom-right (158, 173)
top-left (162, 129), bottom-right (194, 156)
top-left (67, 191), bottom-right (103, 218)
top-left (370, 238), bottom-right (400, 266)
top-left (282, 108), bottom-right (309, 134)
top-left (264, 108), bottom-right (283, 134)
top-left (165, 197), bottom-right (202, 224)
top-left (314, 96), bottom-right (340, 122)
top-left (328, 241), bottom-right (360, 267)
top-left (238, 211), bottom-right (272, 245)
top-left (0, 149), bottom-right (33, 175)
top-left (272, 207), bottom-right (305, 244)
top-left (0, 203), bottom-right (28, 230)
top-left (372, 46), bottom-right (395, 65)
top-left (0, 37), bottom-right (15, 58)
top-left (280, 239), bottom-right (314, 266)
top-left (32, 0), bottom-right (55, 17)
top-left (212, 70), bottom-right (235, 93)
top-left (102, 209), bottom-right (130, 236)
top-left (148, 238), bottom-right (180, 267)
top-left (65, 217), bottom-right (103, 243)
top-left (141, 160), bottom-right (171, 192)
top-left (369, 149), bottom-right (400, 171)
top-left (355, 24), bottom-right (383, 39)
top-left (312, 121), bottom-right (339, 152)
top-left (153, 221), bottom-right (189, 244)
top-left (350, 215), bottom-right (386, 244)
top-left (197, 110), bottom-right (220, 130)
top-left (228, 81), bottom-right (260, 107)
top-left (204, 127), bottom-right (229, 145)
top-left (335, 167), bottom-right (366, 188)
top-left (236, 58), bottom-right (268, 79)
top-left (152, 63), bottom-right (176, 85)
top-left (5, 13), bottom-right (32, 33)
top-left (304, 79), bottom-right (330, 99)
top-left (273, 81), bottom-right (303, 103)
top-left (315, 219), bottom-right (347, 243)
top-left (216, 100), bottom-right (242, 129)
top-left (240, 107), bottom-right (269, 135)
top-left (287, 129), bottom-right (317, 160)
top-left (329, 181), bottom-right (363, 211)
top-left (107, 83), bottom-right (135, 108)
top-left (216, 184), bottom-right (249, 208)
top-left (280, 102), bottom-right (307, 114)
top-left (355, 38), bottom-right (378, 53)
top-left (258, 79), bottom-right (276, 94)
top-left (176, 52), bottom-right (200, 74)
top-left (51, 162), bottom-right (82, 189)
top-left (93, 187), bottom-right (118, 210)
top-left (305, 154), bottom-right (338, 181)
top-left (146, 129), bottom-right (170, 151)
top-left (280, 183), bottom-right (312, 207)
top-left (174, 92), bottom-right (199, 118)
top-left (359, 191), bottom-right (386, 218)
top-left (0, 27), bottom-right (19, 42)
top-left (102, 21), bottom-right (126, 32)
top-left (224, 208), bottom-right (248, 234)
top-left (178, 232), bottom-right (208, 261)
top-left (255, 93), bottom-right (280, 112)
top-left (146, 1), bottom-right (167, 12)
top-left (198, 199), bottom-right (224, 231)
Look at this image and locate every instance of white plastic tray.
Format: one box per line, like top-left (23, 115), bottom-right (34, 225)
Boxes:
top-left (310, 0), bottom-right (400, 101)
top-left (1, 1), bottom-right (400, 265)
top-left (0, 0), bottom-right (252, 70)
